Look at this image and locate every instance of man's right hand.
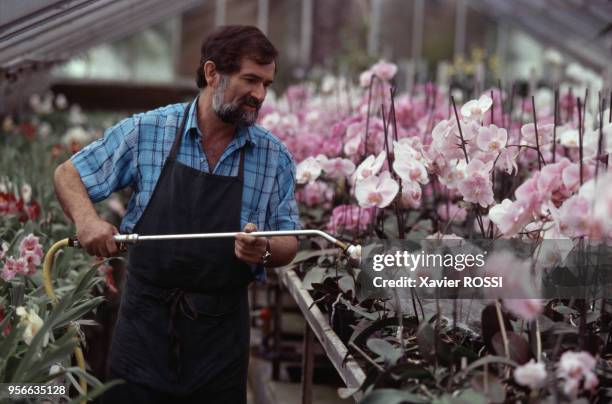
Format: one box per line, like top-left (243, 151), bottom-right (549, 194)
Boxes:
top-left (53, 161), bottom-right (119, 257)
top-left (76, 216), bottom-right (119, 257)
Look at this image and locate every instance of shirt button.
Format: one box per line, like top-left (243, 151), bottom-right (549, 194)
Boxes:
top-left (200, 158), bottom-right (204, 162)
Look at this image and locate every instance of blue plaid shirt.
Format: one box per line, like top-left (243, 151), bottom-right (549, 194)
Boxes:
top-left (71, 99), bottom-right (300, 279)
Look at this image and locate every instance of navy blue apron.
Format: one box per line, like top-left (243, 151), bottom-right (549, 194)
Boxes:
top-left (104, 102), bottom-right (254, 403)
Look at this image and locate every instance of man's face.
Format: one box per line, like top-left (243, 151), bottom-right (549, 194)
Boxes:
top-left (212, 58), bottom-right (275, 126)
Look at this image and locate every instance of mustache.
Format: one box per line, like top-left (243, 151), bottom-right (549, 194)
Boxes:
top-left (238, 95), bottom-right (262, 110)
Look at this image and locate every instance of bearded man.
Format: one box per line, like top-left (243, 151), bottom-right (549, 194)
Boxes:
top-left (53, 25), bottom-right (299, 404)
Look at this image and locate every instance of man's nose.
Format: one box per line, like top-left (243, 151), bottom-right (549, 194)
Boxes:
top-left (251, 83), bottom-right (266, 103)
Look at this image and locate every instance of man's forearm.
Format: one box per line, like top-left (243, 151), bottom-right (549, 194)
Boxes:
top-left (267, 235), bottom-right (298, 267)
top-left (53, 160), bottom-right (98, 225)
top-left (54, 161), bottom-right (120, 257)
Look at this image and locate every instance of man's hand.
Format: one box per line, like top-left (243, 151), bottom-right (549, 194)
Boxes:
top-left (235, 223), bottom-right (267, 265)
top-left (76, 216), bottom-right (119, 257)
top-left (54, 160), bottom-right (119, 257)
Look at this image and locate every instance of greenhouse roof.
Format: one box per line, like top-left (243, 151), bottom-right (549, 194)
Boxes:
top-left (0, 0), bottom-right (203, 77)
top-left (2, 0), bottom-right (611, 79)
top-left (466, 0), bottom-right (612, 71)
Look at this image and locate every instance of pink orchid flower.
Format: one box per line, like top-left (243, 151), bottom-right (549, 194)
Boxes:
top-left (393, 158), bottom-right (429, 185)
top-left (495, 148), bottom-right (518, 175)
top-left (355, 171), bottom-right (399, 208)
top-left (344, 121), bottom-right (364, 156)
top-left (327, 205), bottom-right (375, 233)
top-left (521, 122), bottom-right (554, 146)
top-left (13, 257), bottom-right (28, 276)
top-left (558, 192), bottom-right (592, 236)
top-left (320, 157), bottom-right (356, 179)
top-left (476, 124), bottom-right (508, 153)
top-left (19, 234), bottom-right (43, 265)
top-left (457, 174), bottom-right (494, 207)
top-left (1, 257), bottom-right (17, 281)
top-left (559, 128), bottom-right (581, 148)
top-left (393, 139), bottom-right (430, 168)
top-left (461, 120), bottom-right (480, 142)
top-left (561, 162), bottom-right (595, 193)
top-left (489, 199), bottom-right (532, 236)
top-left (21, 253), bottom-right (39, 275)
top-left (1, 256), bottom-right (31, 279)
top-left (536, 158), bottom-right (571, 195)
top-left (438, 159), bottom-right (468, 190)
top-left (359, 70), bottom-right (373, 87)
top-left (297, 181), bottom-right (334, 208)
top-left (460, 94), bottom-right (493, 121)
top-left (514, 174), bottom-right (542, 213)
top-left (557, 351), bottom-right (598, 398)
top-left (514, 360), bottom-right (547, 389)
top-left (457, 159), bottom-right (494, 207)
top-left (400, 180), bottom-right (422, 209)
top-left (296, 157), bottom-right (322, 184)
top-left (370, 60), bottom-right (398, 81)
top-left (260, 111), bottom-right (281, 131)
top-left (353, 152), bottom-right (386, 182)
top-left (558, 121), bottom-right (600, 154)
top-left (466, 159), bottom-right (493, 176)
top-left (431, 119), bottom-right (464, 159)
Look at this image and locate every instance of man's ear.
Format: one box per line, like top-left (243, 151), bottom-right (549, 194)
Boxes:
top-left (204, 61), bottom-right (218, 87)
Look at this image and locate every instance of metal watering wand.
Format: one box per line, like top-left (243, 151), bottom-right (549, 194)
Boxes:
top-left (42, 229), bottom-right (361, 400)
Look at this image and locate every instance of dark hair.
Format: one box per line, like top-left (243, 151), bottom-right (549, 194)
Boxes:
top-left (196, 25), bottom-right (278, 88)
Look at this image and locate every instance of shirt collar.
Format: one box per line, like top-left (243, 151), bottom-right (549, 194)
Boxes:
top-left (185, 96), bottom-right (257, 147)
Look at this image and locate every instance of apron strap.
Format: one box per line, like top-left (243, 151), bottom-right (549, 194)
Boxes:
top-left (170, 100), bottom-right (247, 181)
top-left (169, 102), bottom-right (193, 161)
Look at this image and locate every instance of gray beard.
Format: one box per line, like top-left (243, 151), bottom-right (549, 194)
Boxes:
top-left (212, 75), bottom-right (259, 126)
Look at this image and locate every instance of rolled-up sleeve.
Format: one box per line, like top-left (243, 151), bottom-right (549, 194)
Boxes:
top-left (266, 149), bottom-right (301, 231)
top-left (70, 117), bottom-right (138, 203)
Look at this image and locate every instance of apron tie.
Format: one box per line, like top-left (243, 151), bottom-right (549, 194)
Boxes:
top-left (164, 288), bottom-right (198, 381)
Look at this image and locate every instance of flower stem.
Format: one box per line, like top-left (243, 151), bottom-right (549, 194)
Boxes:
top-left (381, 99), bottom-right (405, 240)
top-left (552, 88), bottom-right (559, 164)
top-left (577, 97), bottom-right (584, 186)
top-left (364, 74), bottom-right (379, 156)
top-left (609, 91), bottom-right (612, 123)
top-left (596, 93), bottom-right (604, 180)
top-left (535, 318), bottom-right (542, 362)
top-left (495, 300), bottom-right (510, 369)
top-left (531, 96), bottom-right (543, 170)
top-left (450, 96), bottom-right (470, 164)
top-left (490, 90), bottom-right (495, 125)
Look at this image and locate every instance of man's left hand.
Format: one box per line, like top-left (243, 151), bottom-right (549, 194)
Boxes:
top-left (235, 223), bottom-right (267, 265)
